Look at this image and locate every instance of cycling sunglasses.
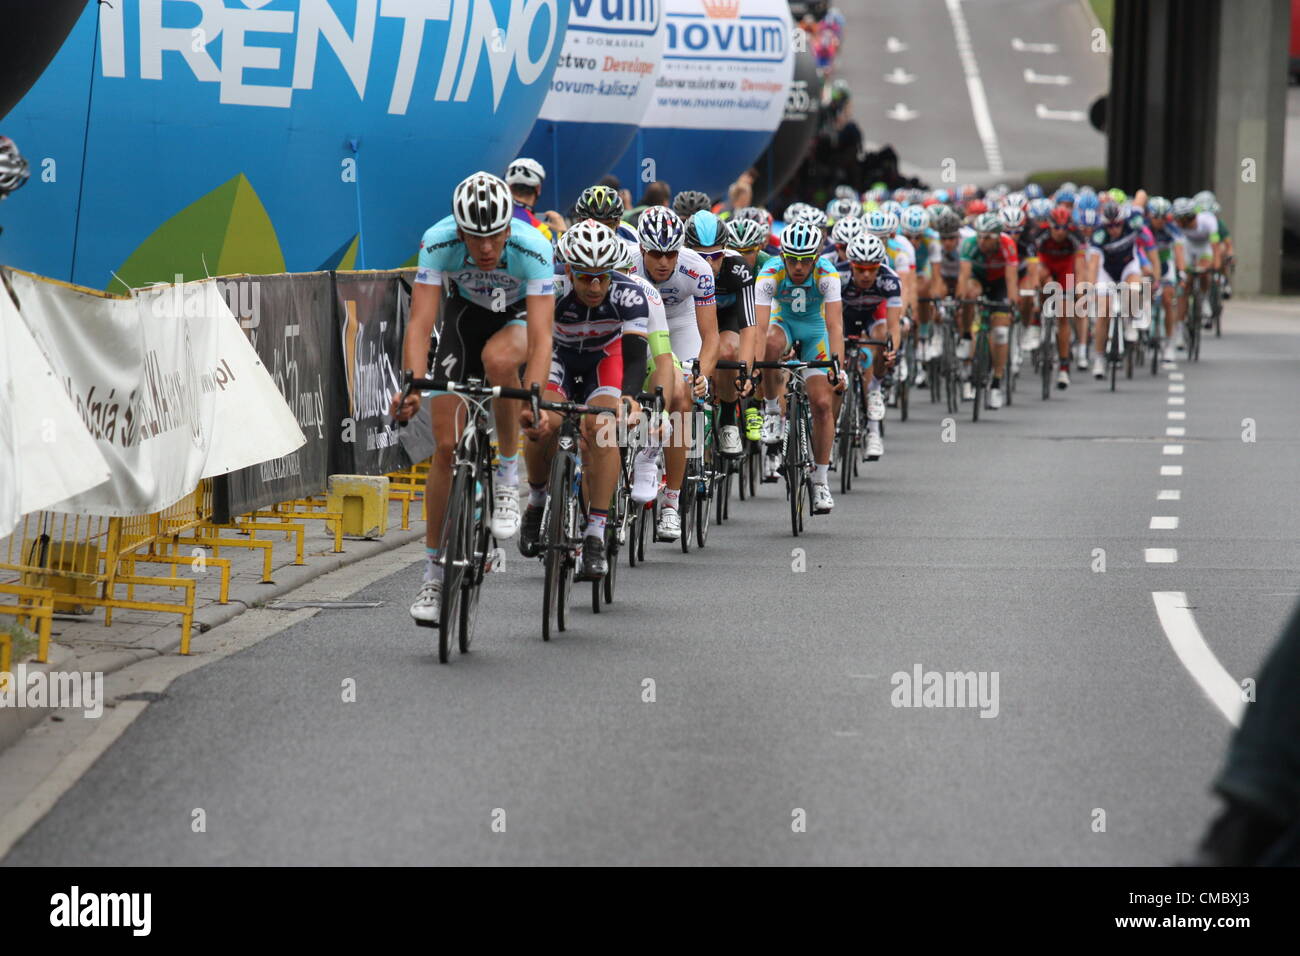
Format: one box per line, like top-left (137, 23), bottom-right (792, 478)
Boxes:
top-left (571, 267), bottom-right (613, 279)
top-left (782, 252), bottom-right (819, 262)
top-left (695, 249), bottom-right (727, 261)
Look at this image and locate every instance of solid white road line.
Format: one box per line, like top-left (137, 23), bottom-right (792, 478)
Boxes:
top-left (1161, 465), bottom-right (1183, 476)
top-left (1145, 548), bottom-right (1178, 563)
top-left (1158, 490), bottom-right (1182, 501)
top-left (1152, 592), bottom-right (1245, 726)
top-left (1150, 516), bottom-right (1179, 530)
top-left (946, 0), bottom-right (1004, 173)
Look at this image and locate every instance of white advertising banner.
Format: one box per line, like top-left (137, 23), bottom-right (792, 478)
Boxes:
top-left (537, 0), bottom-right (665, 124)
top-left (4, 271), bottom-right (306, 517)
top-left (0, 281), bottom-right (111, 538)
top-left (641, 0), bottom-right (794, 132)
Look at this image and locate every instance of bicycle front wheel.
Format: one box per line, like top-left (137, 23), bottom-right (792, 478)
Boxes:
top-left (438, 465), bottom-right (471, 663)
top-left (541, 452), bottom-right (574, 642)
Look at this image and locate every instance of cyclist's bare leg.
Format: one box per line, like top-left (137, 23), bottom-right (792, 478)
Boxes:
top-left (806, 373), bottom-right (835, 465)
top-left (427, 394), bottom-right (470, 550)
top-left (481, 323), bottom-right (528, 463)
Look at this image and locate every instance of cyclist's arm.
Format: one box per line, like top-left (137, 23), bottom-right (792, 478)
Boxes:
top-left (957, 260), bottom-right (973, 298)
top-left (824, 298), bottom-right (845, 371)
top-left (1004, 261), bottom-right (1019, 303)
top-left (695, 300), bottom-right (719, 381)
top-left (885, 303), bottom-right (902, 353)
top-left (404, 281), bottom-right (441, 376)
top-left (521, 293), bottom-right (554, 392)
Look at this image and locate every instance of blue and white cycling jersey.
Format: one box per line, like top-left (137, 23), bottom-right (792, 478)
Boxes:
top-left (416, 215), bottom-right (555, 309)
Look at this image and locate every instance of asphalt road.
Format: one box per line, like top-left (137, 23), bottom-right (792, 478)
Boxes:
top-left (839, 0), bottom-right (1108, 183)
top-left (5, 299), bottom-right (1297, 866)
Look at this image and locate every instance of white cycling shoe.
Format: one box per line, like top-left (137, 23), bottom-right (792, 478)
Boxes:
top-left (761, 411), bottom-right (783, 445)
top-left (866, 389), bottom-right (886, 421)
top-left (490, 485), bottom-right (520, 540)
top-left (631, 450), bottom-right (660, 504)
top-left (1092, 356), bottom-right (1106, 379)
top-left (988, 387), bottom-right (1004, 410)
top-left (719, 425), bottom-right (742, 456)
top-left (865, 433), bottom-right (883, 461)
top-left (811, 483), bottom-right (834, 514)
top-left (410, 579), bottom-right (442, 624)
top-left (656, 506), bottom-right (681, 541)
top-left (956, 339), bottom-right (973, 361)
top-left (1021, 326), bottom-right (1041, 351)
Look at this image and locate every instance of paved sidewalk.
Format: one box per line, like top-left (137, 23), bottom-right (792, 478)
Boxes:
top-left (0, 498), bottom-right (426, 752)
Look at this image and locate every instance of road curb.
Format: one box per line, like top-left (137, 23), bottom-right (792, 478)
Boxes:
top-left (0, 525), bottom-right (426, 758)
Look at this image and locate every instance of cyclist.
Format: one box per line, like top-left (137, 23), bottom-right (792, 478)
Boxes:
top-left (517, 220), bottom-right (673, 578)
top-left (1195, 190), bottom-right (1234, 298)
top-left (839, 232), bottom-right (901, 461)
top-left (572, 184), bottom-right (638, 266)
top-left (505, 157), bottom-right (556, 240)
top-left (726, 214), bottom-right (776, 442)
top-left (1088, 200), bottom-right (1143, 379)
top-left (755, 219), bottom-right (846, 515)
top-left (1034, 204), bottom-right (1088, 389)
top-left (1178, 193), bottom-right (1225, 330)
top-left (1145, 196), bottom-right (1187, 366)
top-left (957, 212), bottom-right (1019, 408)
top-left (391, 171), bottom-right (556, 624)
top-left (999, 204), bottom-right (1041, 361)
top-left (901, 205), bottom-right (940, 384)
top-left (686, 210), bottom-right (756, 456)
top-left (627, 206), bottom-right (719, 542)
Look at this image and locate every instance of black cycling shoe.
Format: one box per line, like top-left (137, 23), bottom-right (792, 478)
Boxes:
top-left (576, 534), bottom-right (606, 580)
top-left (518, 503), bottom-right (544, 558)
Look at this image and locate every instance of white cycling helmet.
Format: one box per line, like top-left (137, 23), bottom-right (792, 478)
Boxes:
top-left (780, 219), bottom-right (823, 256)
top-left (452, 171), bottom-right (514, 236)
top-left (846, 232), bottom-right (888, 265)
top-left (561, 219), bottom-right (624, 271)
top-left (0, 136), bottom-right (30, 197)
top-left (505, 157), bottom-right (545, 189)
top-left (830, 216), bottom-right (866, 247)
top-left (637, 205), bottom-right (685, 252)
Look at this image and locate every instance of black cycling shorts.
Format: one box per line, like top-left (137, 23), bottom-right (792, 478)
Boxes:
top-left (432, 294), bottom-right (527, 383)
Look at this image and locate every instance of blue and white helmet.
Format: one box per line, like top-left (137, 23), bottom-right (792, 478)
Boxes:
top-left (865, 209), bottom-right (898, 237)
top-left (780, 219), bottom-right (824, 256)
top-left (637, 206), bottom-right (685, 252)
top-left (901, 206), bottom-right (930, 236)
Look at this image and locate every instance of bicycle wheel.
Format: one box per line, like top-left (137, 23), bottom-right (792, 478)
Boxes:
top-left (1109, 318), bottom-right (1120, 392)
top-left (458, 464), bottom-right (493, 655)
top-left (786, 399), bottom-right (803, 537)
top-left (603, 518), bottom-right (618, 605)
top-left (696, 475), bottom-right (711, 547)
top-left (972, 333), bottom-right (987, 422)
top-left (837, 389), bottom-right (855, 494)
top-left (1040, 323), bottom-right (1053, 400)
top-left (1212, 277), bottom-right (1223, 338)
top-left (541, 452), bottom-right (573, 642)
top-left (437, 465), bottom-right (470, 663)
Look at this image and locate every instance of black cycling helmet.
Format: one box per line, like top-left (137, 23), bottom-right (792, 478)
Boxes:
top-left (575, 184), bottom-right (624, 222)
top-left (672, 190), bottom-right (712, 218)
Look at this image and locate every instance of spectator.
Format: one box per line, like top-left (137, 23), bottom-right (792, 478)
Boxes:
top-left (624, 180), bottom-right (671, 227)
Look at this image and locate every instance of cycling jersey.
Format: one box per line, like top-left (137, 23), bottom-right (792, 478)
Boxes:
top-left (548, 272), bottom-right (671, 403)
top-left (711, 250), bottom-right (756, 334)
top-left (937, 227), bottom-right (976, 281)
top-left (886, 234), bottom-right (915, 274)
top-left (960, 234), bottom-right (1019, 280)
top-left (1180, 212), bottom-right (1220, 246)
top-left (755, 256), bottom-right (841, 368)
top-left (551, 272), bottom-right (668, 351)
top-left (416, 215), bottom-right (555, 308)
top-left (839, 262), bottom-right (902, 335)
top-left (1090, 223), bottom-right (1141, 282)
top-left (627, 247), bottom-right (717, 363)
top-left (910, 229), bottom-right (939, 275)
top-left (1149, 220), bottom-right (1184, 256)
top-left (513, 202), bottom-right (553, 241)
